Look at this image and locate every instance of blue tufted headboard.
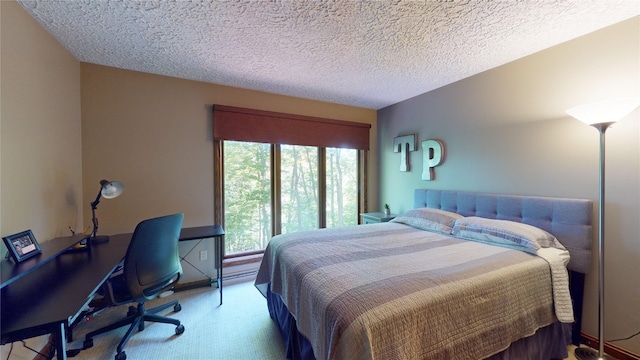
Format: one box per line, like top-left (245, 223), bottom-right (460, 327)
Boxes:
top-left (414, 189), bottom-right (593, 274)
top-left (414, 189), bottom-right (593, 345)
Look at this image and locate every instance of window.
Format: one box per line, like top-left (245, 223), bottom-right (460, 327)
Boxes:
top-left (223, 141), bottom-right (271, 254)
top-left (326, 148), bottom-right (358, 227)
top-left (213, 106), bottom-right (370, 258)
top-left (280, 145), bottom-right (319, 233)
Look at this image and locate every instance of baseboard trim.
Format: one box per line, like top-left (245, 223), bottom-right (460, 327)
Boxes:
top-left (580, 333), bottom-right (640, 360)
top-left (175, 269), bottom-right (258, 291)
top-left (175, 278), bottom-right (215, 290)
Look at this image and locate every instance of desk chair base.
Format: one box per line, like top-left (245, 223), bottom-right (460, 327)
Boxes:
top-left (83, 300), bottom-right (184, 360)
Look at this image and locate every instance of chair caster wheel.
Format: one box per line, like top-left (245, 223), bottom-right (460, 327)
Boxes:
top-left (175, 324), bottom-right (185, 335)
top-left (83, 338), bottom-right (93, 349)
top-left (174, 303), bottom-right (182, 312)
top-left (115, 350), bottom-right (126, 360)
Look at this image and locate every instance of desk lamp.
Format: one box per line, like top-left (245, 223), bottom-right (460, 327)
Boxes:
top-left (566, 97), bottom-right (639, 360)
top-left (90, 179), bottom-right (124, 243)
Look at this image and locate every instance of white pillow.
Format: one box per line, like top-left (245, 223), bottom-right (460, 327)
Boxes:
top-left (451, 216), bottom-right (562, 253)
top-left (391, 208), bottom-right (463, 234)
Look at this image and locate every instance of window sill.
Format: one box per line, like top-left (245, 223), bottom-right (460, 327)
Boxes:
top-left (223, 253), bottom-right (263, 267)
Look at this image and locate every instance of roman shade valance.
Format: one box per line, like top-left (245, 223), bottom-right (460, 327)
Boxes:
top-left (213, 105), bottom-right (371, 150)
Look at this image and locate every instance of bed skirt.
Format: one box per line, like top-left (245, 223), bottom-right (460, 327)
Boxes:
top-left (266, 284), bottom-right (570, 360)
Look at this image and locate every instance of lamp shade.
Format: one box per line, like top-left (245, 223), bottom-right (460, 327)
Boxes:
top-left (99, 179), bottom-right (124, 199)
top-left (566, 97), bottom-right (640, 125)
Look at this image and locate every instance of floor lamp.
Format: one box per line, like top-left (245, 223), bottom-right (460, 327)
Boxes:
top-left (566, 97), bottom-right (639, 360)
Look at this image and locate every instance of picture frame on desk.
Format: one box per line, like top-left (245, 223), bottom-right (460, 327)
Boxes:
top-left (3, 230), bottom-right (41, 263)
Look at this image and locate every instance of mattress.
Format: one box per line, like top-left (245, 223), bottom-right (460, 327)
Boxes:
top-left (255, 222), bottom-right (572, 360)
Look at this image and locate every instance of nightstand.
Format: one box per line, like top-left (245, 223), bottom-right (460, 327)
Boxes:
top-left (360, 212), bottom-right (396, 224)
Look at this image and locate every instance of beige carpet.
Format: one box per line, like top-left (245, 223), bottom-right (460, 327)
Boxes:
top-left (68, 280), bottom-right (286, 360)
top-left (68, 280), bottom-right (578, 360)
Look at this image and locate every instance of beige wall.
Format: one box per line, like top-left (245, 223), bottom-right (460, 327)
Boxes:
top-left (1, 1), bottom-right (83, 358)
top-left (1, 1), bottom-right (83, 244)
top-left (378, 17), bottom-right (639, 353)
top-left (80, 63), bottom-right (377, 235)
top-left (80, 64), bottom-right (377, 282)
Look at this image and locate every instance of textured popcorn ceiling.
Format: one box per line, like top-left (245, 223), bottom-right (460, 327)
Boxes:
top-left (18, 1), bottom-right (639, 110)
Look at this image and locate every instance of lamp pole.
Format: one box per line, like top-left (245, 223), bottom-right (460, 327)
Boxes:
top-left (90, 179), bottom-right (124, 243)
top-left (567, 97), bottom-right (639, 360)
top-left (91, 187), bottom-right (103, 238)
top-left (573, 122), bottom-right (614, 360)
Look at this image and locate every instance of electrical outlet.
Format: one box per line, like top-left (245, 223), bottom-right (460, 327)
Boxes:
top-left (199, 250), bottom-right (207, 261)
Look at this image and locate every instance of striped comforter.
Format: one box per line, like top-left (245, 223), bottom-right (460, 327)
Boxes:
top-left (255, 222), bottom-right (570, 360)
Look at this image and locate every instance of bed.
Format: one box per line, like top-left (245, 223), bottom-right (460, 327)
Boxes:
top-left (255, 189), bottom-right (593, 360)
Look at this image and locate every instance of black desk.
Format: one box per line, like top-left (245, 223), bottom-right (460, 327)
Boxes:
top-left (1, 234), bottom-right (130, 360)
top-left (178, 225), bottom-right (225, 305)
top-left (1, 234), bottom-right (90, 289)
top-left (0, 226), bottom-right (224, 359)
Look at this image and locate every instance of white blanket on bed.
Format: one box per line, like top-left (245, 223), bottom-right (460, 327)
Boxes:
top-left (536, 247), bottom-right (573, 323)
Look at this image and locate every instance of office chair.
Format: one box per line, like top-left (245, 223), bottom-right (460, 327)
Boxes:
top-left (83, 213), bottom-right (185, 360)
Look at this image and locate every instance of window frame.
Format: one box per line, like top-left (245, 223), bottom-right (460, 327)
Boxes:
top-left (212, 105), bottom-right (370, 260)
top-left (214, 140), bottom-right (367, 259)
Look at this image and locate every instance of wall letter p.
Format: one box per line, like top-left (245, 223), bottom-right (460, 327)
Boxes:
top-left (421, 140), bottom-right (444, 181)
